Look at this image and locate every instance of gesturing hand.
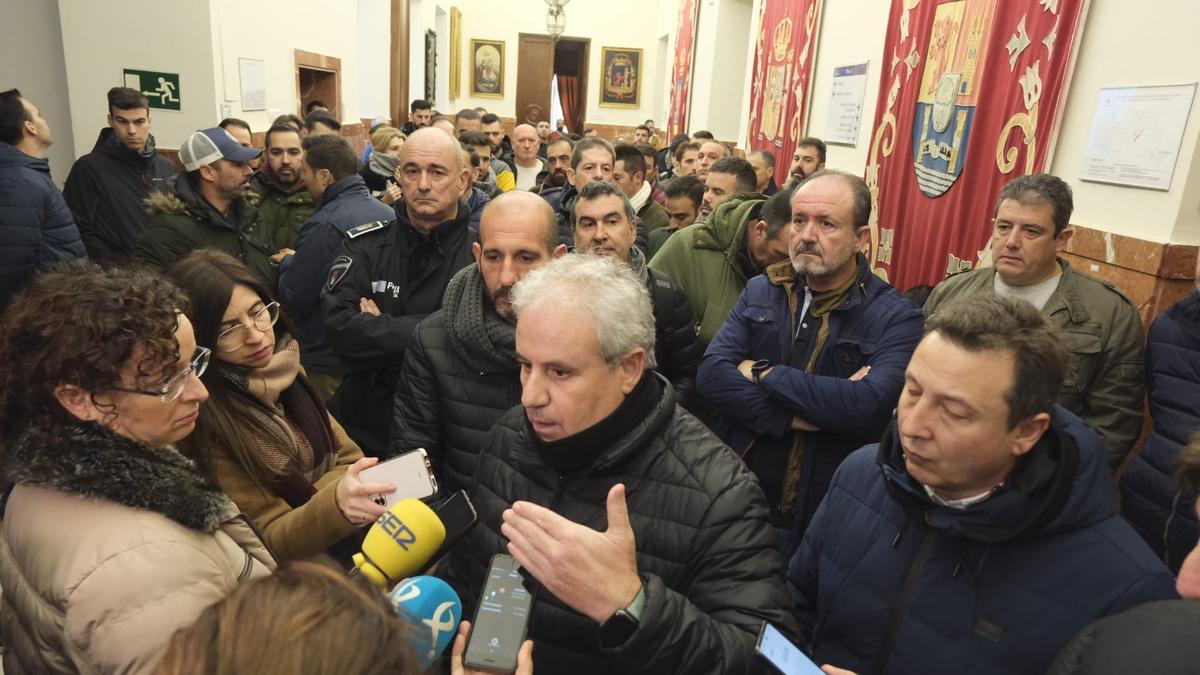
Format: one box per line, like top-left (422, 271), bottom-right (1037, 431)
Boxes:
top-left (501, 484), bottom-right (642, 624)
top-left (450, 620), bottom-right (534, 675)
top-left (335, 457), bottom-right (395, 525)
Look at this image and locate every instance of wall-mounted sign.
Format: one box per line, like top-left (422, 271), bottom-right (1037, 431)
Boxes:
top-left (122, 68), bottom-right (180, 111)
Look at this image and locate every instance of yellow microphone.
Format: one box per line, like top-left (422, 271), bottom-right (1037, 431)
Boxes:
top-left (352, 498), bottom-right (446, 588)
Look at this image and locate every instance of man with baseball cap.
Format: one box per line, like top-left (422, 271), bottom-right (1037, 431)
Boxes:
top-left (135, 127), bottom-right (278, 285)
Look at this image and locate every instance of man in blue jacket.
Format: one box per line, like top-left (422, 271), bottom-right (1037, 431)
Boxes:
top-left (276, 134), bottom-right (393, 400)
top-left (789, 294), bottom-right (1177, 675)
top-left (0, 89), bottom-right (84, 310)
top-left (696, 169), bottom-right (923, 556)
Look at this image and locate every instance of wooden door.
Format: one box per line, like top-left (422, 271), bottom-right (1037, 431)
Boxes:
top-left (516, 34), bottom-right (554, 125)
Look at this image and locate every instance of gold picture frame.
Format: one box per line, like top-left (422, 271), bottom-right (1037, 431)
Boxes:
top-left (450, 7), bottom-right (462, 99)
top-left (470, 39), bottom-right (505, 98)
top-left (599, 47), bottom-right (642, 108)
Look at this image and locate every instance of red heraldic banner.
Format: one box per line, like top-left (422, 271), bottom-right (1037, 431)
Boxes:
top-left (667, 0), bottom-right (700, 139)
top-left (747, 0), bottom-right (823, 187)
top-left (864, 0), bottom-right (1088, 290)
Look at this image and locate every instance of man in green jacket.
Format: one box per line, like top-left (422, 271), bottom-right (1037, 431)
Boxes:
top-left (924, 173), bottom-right (1144, 471)
top-left (246, 123), bottom-right (314, 251)
top-left (135, 127), bottom-right (277, 287)
top-left (649, 187), bottom-right (792, 346)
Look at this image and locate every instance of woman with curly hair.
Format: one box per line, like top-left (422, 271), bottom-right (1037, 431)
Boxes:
top-left (166, 250), bottom-right (394, 562)
top-left (0, 262), bottom-right (276, 675)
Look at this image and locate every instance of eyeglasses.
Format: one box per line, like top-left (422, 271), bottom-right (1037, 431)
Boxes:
top-left (110, 346), bottom-right (211, 403)
top-left (216, 302), bottom-right (280, 352)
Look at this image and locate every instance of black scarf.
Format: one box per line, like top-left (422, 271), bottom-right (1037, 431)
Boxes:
top-left (527, 372), bottom-right (662, 473)
top-left (443, 265), bottom-right (518, 373)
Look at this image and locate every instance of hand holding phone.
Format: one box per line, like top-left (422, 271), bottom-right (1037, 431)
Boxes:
top-left (756, 622), bottom-right (826, 675)
top-left (462, 554), bottom-right (535, 673)
top-left (357, 449), bottom-right (438, 509)
top-left (335, 457), bottom-right (396, 525)
top-left (451, 620), bottom-right (533, 675)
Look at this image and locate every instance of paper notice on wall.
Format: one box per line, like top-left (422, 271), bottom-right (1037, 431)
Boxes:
top-left (825, 63), bottom-right (869, 146)
top-left (1081, 83), bottom-right (1197, 191)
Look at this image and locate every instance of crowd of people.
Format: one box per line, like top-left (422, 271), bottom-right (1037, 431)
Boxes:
top-left (1, 83), bottom-right (1199, 675)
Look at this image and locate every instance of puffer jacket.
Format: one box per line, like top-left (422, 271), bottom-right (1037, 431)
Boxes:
top-left (698, 254), bottom-right (924, 534)
top-left (62, 128), bottom-right (175, 265)
top-left (789, 408), bottom-right (1177, 675)
top-left (389, 302), bottom-right (520, 492)
top-left (1120, 290), bottom-right (1200, 572)
top-left (135, 173), bottom-right (277, 287)
top-left (649, 192), bottom-right (768, 345)
top-left (246, 169), bottom-right (315, 251)
top-left (0, 423), bottom-right (275, 675)
top-left (441, 374), bottom-right (799, 675)
top-left (0, 143), bottom-right (84, 310)
top-left (1045, 600), bottom-right (1200, 675)
top-left (631, 246), bottom-right (700, 409)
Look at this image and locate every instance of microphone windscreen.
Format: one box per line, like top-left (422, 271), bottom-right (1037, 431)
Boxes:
top-left (352, 498), bottom-right (446, 587)
top-left (389, 576), bottom-right (463, 668)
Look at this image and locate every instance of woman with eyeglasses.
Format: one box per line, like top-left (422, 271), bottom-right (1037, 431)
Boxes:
top-left (165, 250), bottom-right (394, 562)
top-left (0, 262), bottom-right (276, 675)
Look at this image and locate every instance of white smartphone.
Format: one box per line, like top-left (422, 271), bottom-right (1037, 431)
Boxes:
top-left (756, 622), bottom-right (825, 675)
top-left (358, 449), bottom-right (438, 506)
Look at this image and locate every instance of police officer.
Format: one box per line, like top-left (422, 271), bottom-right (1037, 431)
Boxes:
top-left (321, 128), bottom-right (476, 456)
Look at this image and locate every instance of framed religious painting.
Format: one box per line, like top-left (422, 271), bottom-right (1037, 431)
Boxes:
top-left (599, 47), bottom-right (642, 108)
top-left (470, 39), bottom-right (504, 98)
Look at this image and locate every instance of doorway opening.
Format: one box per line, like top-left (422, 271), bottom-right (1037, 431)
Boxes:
top-left (553, 38), bottom-right (589, 135)
top-left (294, 49), bottom-right (342, 118)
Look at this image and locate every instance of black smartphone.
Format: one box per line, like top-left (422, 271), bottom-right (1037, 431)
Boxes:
top-left (463, 553), bottom-right (534, 673)
top-left (756, 622), bottom-right (825, 675)
top-left (423, 490), bottom-right (478, 572)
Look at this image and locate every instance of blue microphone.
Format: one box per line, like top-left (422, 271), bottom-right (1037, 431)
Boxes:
top-left (389, 576), bottom-right (463, 668)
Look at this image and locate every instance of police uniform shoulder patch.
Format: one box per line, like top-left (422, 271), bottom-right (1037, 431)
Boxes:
top-left (345, 220), bottom-right (391, 239)
top-left (327, 255), bottom-right (353, 292)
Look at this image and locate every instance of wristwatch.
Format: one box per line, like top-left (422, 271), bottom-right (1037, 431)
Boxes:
top-left (751, 359), bottom-right (772, 385)
top-left (598, 582), bottom-right (646, 647)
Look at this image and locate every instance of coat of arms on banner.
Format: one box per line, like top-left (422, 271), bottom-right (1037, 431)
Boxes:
top-left (911, 0), bottom-right (997, 197)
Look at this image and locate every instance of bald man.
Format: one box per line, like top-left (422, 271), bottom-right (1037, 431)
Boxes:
top-left (390, 191), bottom-right (567, 490)
top-left (695, 140), bottom-right (729, 182)
top-left (323, 127), bottom-right (478, 456)
top-left (508, 123), bottom-right (548, 191)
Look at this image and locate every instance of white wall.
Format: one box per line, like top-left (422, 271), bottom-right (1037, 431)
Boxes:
top-left (211, 0), bottom-right (385, 132)
top-left (410, 0), bottom-right (454, 114)
top-left (1, 0), bottom-right (76, 183)
top-left (358, 0), bottom-right (393, 123)
top-left (58, 0), bottom-right (219, 154)
top-left (447, 0), bottom-right (663, 126)
top-left (688, 0), bottom-right (753, 141)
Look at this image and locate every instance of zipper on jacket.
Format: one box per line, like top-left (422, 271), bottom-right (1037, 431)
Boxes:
top-left (1164, 490), bottom-right (1183, 569)
top-left (236, 549), bottom-right (254, 581)
top-left (870, 522), bottom-right (936, 675)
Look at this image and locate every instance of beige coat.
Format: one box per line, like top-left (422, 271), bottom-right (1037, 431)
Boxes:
top-left (0, 424), bottom-right (276, 675)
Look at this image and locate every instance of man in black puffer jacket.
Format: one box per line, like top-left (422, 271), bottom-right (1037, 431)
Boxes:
top-left (389, 191), bottom-right (566, 491)
top-left (441, 254), bottom-right (797, 675)
top-left (571, 181), bottom-right (700, 409)
top-left (62, 87), bottom-right (176, 265)
top-left (0, 90), bottom-right (85, 310)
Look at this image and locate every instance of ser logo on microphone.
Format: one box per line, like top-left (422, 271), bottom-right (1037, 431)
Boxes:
top-left (378, 511), bottom-right (419, 551)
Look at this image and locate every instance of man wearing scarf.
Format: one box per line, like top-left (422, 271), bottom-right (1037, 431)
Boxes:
top-left (247, 124), bottom-right (315, 251)
top-left (389, 191), bottom-right (565, 492)
top-left (612, 143), bottom-right (669, 233)
top-left (63, 87), bottom-right (176, 265)
top-left (440, 254), bottom-right (798, 675)
top-left (572, 181), bottom-right (701, 412)
top-left (697, 170), bottom-right (924, 558)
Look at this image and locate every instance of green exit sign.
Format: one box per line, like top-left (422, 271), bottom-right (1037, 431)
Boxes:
top-left (122, 69), bottom-right (181, 111)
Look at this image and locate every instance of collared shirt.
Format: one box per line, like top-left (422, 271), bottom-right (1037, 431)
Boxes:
top-left (923, 484), bottom-right (1001, 510)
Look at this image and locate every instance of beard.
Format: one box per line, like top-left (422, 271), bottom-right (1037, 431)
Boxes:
top-left (790, 239), bottom-right (857, 280)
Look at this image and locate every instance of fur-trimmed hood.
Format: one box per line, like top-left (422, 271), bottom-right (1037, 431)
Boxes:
top-left (144, 173), bottom-right (191, 217)
top-left (7, 423), bottom-right (237, 532)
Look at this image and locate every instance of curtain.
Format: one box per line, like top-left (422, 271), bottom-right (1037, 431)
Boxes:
top-left (557, 74), bottom-right (579, 135)
top-left (667, 0), bottom-right (700, 139)
top-left (864, 0), bottom-right (1089, 290)
top-left (747, 0), bottom-right (823, 187)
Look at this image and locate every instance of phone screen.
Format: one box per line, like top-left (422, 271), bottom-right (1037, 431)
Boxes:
top-left (757, 623), bottom-right (825, 675)
top-left (464, 554), bottom-right (533, 673)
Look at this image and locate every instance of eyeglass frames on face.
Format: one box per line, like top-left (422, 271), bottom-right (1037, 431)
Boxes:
top-left (216, 301), bottom-right (280, 352)
top-left (109, 346), bottom-right (211, 403)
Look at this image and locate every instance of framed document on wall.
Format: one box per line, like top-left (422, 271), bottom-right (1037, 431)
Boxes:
top-left (599, 47), bottom-right (641, 108)
top-left (470, 39), bottom-right (504, 98)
